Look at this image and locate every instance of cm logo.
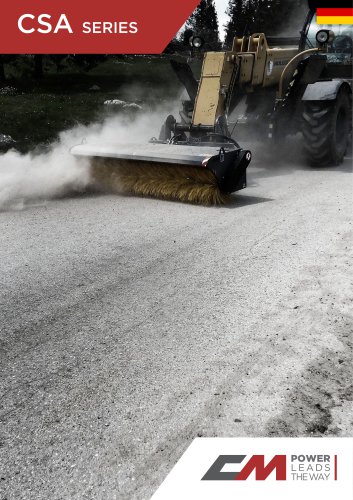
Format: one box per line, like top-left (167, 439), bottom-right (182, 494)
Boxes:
top-left (202, 455), bottom-right (287, 481)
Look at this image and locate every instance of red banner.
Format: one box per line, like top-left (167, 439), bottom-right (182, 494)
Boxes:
top-left (317, 8), bottom-right (353, 15)
top-left (0, 0), bottom-right (200, 54)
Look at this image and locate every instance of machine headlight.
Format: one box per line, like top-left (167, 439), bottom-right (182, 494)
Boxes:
top-left (190, 36), bottom-right (204, 49)
top-left (316, 30), bottom-right (335, 45)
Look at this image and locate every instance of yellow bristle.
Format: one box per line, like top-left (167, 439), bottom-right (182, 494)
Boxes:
top-left (90, 158), bottom-right (230, 206)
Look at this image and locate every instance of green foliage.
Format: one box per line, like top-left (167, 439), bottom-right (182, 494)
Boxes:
top-left (0, 54), bottom-right (110, 82)
top-left (0, 56), bottom-right (181, 153)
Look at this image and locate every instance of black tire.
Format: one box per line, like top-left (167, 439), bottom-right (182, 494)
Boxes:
top-left (302, 88), bottom-right (352, 167)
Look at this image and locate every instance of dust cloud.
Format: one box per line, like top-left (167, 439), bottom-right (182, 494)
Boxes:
top-left (0, 109), bottom-right (172, 210)
top-left (276, 2), bottom-right (308, 37)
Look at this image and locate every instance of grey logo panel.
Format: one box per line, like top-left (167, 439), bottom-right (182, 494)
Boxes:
top-left (201, 455), bottom-right (246, 481)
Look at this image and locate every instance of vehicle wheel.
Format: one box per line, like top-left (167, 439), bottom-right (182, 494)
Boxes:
top-left (302, 88), bottom-right (351, 166)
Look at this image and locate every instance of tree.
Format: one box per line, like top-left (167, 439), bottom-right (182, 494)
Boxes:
top-left (246, 0), bottom-right (282, 34)
top-left (0, 56), bottom-right (5, 82)
top-left (50, 55), bottom-right (70, 72)
top-left (34, 55), bottom-right (44, 79)
top-left (164, 35), bottom-right (185, 54)
top-left (69, 54), bottom-right (107, 71)
top-left (0, 55), bottom-right (20, 82)
top-left (224, 0), bottom-right (251, 49)
top-left (224, 0), bottom-right (305, 49)
top-left (185, 0), bottom-right (221, 51)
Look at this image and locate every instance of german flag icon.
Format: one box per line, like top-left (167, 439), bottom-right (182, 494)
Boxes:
top-left (317, 8), bottom-right (353, 24)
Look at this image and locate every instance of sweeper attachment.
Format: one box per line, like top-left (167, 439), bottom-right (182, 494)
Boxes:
top-left (71, 139), bottom-right (251, 205)
top-left (71, 50), bottom-right (253, 205)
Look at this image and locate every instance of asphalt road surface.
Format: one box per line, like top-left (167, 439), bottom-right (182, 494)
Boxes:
top-left (1, 152), bottom-right (352, 499)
